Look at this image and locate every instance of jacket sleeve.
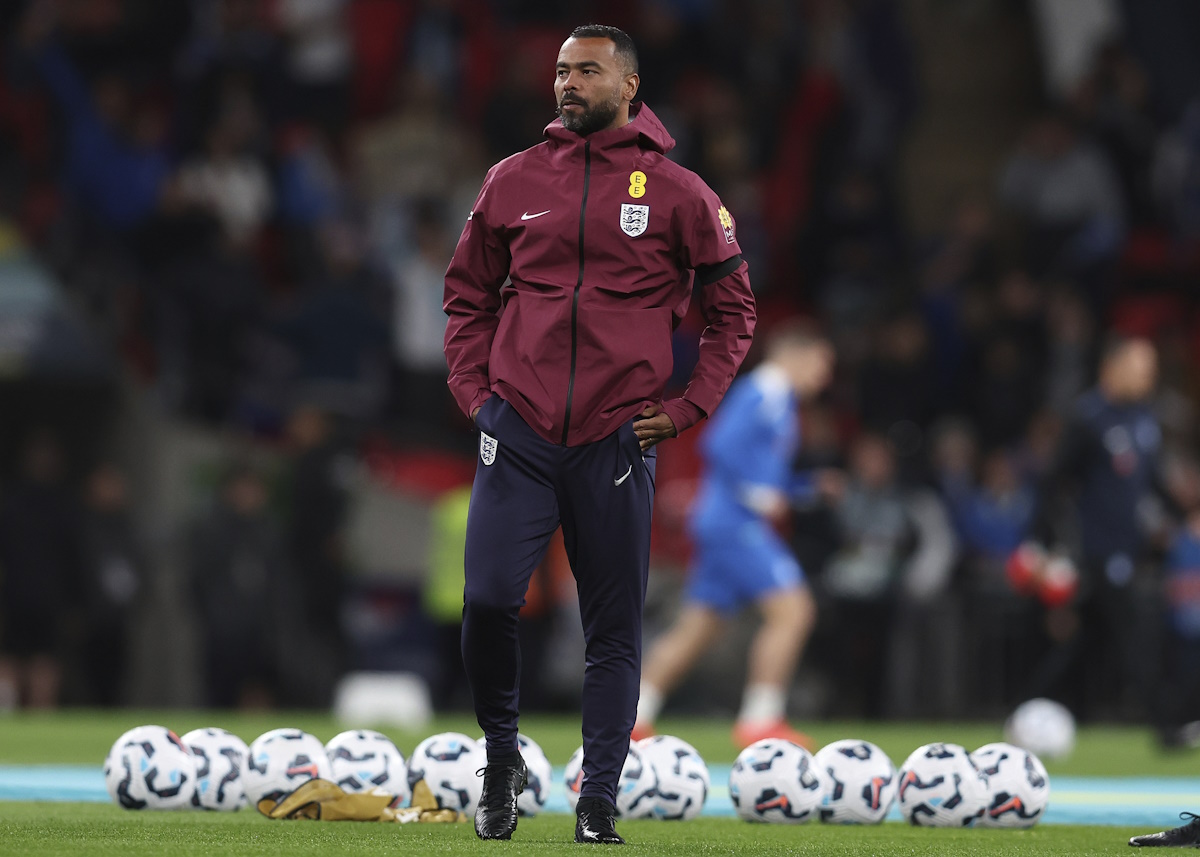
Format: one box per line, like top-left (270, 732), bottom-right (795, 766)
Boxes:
top-left (1148, 437), bottom-right (1184, 520)
top-left (1029, 412), bottom-right (1093, 545)
top-left (443, 169), bottom-right (511, 420)
top-left (666, 188), bottom-right (756, 432)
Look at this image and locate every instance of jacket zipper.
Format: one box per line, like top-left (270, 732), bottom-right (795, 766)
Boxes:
top-left (561, 141), bottom-right (591, 445)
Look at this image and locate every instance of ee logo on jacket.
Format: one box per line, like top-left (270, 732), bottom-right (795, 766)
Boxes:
top-left (628, 170), bottom-right (648, 198)
top-left (623, 171), bottom-right (651, 237)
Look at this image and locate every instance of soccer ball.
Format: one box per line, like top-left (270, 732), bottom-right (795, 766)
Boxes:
top-left (325, 730), bottom-right (410, 806)
top-left (814, 739), bottom-right (897, 824)
top-left (103, 725), bottom-right (197, 810)
top-left (181, 728), bottom-right (248, 811)
top-left (1004, 698), bottom-right (1076, 760)
top-left (971, 742), bottom-right (1050, 828)
top-left (477, 733), bottom-right (554, 816)
top-left (563, 742), bottom-right (659, 819)
top-left (243, 728), bottom-right (333, 806)
top-left (637, 735), bottom-right (710, 821)
top-left (563, 745), bottom-right (583, 811)
top-left (896, 742), bottom-right (988, 827)
top-left (407, 732), bottom-right (486, 814)
top-left (729, 739), bottom-right (826, 824)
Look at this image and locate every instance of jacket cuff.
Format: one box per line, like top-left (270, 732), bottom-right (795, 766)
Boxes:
top-left (468, 390), bottom-right (493, 418)
top-left (661, 398), bottom-right (706, 434)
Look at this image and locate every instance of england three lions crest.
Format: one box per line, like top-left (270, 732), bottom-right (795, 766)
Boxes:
top-left (620, 204), bottom-right (649, 237)
top-left (480, 431), bottom-right (498, 466)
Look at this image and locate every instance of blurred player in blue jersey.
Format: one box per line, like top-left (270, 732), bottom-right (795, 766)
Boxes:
top-left (634, 324), bottom-right (836, 748)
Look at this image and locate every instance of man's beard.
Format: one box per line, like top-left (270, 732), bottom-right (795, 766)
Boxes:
top-left (557, 94), bottom-right (621, 136)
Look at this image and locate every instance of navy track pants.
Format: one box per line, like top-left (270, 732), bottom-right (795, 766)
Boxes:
top-left (462, 395), bottom-right (656, 807)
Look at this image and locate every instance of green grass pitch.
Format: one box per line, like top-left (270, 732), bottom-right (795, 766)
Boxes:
top-left (0, 802), bottom-right (1152, 857)
top-left (0, 710), bottom-right (1192, 856)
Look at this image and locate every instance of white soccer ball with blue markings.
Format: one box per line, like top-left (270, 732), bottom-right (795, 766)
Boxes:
top-left (406, 732), bottom-right (486, 814)
top-left (814, 739), bottom-right (897, 824)
top-left (637, 735), bottom-right (710, 821)
top-left (181, 727), bottom-right (248, 811)
top-left (1004, 698), bottom-right (1076, 760)
top-left (243, 728), bottom-right (333, 806)
top-left (896, 742), bottom-right (989, 827)
top-left (478, 733), bottom-right (554, 816)
top-left (103, 725), bottom-right (197, 810)
top-left (563, 743), bottom-right (659, 819)
top-left (729, 738), bottom-right (826, 824)
top-left (325, 730), bottom-right (410, 806)
top-left (563, 745), bottom-right (584, 810)
top-left (970, 742), bottom-right (1050, 828)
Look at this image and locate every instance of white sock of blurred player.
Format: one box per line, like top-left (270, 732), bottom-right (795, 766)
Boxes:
top-left (738, 683), bottom-right (786, 725)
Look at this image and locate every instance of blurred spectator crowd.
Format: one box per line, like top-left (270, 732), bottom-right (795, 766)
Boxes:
top-left (0, 0), bottom-right (1199, 736)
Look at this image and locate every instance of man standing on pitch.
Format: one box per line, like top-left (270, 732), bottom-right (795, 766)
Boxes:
top-left (444, 24), bottom-right (755, 844)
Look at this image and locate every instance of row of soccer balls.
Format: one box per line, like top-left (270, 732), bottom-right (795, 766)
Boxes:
top-left (104, 725), bottom-right (713, 821)
top-left (106, 727), bottom-right (524, 814)
top-left (730, 738), bottom-right (1049, 828)
top-left (104, 726), bottom-right (706, 820)
top-left (104, 725), bottom-right (1048, 828)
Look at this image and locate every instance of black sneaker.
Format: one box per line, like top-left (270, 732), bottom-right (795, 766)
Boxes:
top-left (1130, 812), bottom-right (1200, 847)
top-left (575, 798), bottom-right (625, 844)
top-left (474, 760), bottom-right (527, 840)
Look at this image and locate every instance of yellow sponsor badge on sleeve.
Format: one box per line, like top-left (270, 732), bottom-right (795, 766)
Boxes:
top-left (717, 205), bottom-right (736, 244)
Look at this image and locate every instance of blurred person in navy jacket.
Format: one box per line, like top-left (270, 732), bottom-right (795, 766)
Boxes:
top-left (188, 463), bottom-right (289, 709)
top-left (0, 432), bottom-right (82, 710)
top-left (78, 462), bottom-right (145, 706)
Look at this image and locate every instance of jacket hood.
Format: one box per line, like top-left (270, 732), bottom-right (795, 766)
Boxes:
top-left (543, 102), bottom-right (676, 155)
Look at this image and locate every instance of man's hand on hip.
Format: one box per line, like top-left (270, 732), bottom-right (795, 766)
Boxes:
top-left (633, 404), bottom-right (676, 451)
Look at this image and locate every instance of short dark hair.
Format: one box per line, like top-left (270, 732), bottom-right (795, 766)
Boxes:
top-left (765, 318), bottom-right (829, 357)
top-left (568, 24), bottom-right (638, 75)
top-left (1100, 332), bottom-right (1151, 364)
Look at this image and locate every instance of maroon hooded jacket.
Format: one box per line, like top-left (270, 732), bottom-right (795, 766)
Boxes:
top-left (443, 102), bottom-right (756, 446)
